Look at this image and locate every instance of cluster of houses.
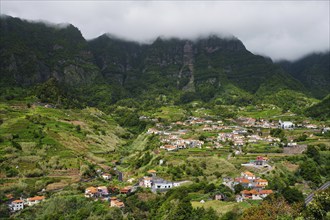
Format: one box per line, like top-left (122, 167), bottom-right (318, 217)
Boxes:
top-left (8, 195), bottom-right (46, 212)
top-left (237, 117), bottom-right (278, 129)
top-left (147, 116), bottom-right (304, 153)
top-left (225, 171), bottom-right (273, 202)
top-left (217, 131), bottom-right (280, 147)
top-left (239, 189), bottom-right (273, 201)
top-left (139, 170), bottom-right (191, 193)
top-left (84, 185), bottom-right (133, 208)
top-left (83, 169), bottom-right (190, 208)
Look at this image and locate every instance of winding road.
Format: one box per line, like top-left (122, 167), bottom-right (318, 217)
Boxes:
top-left (305, 181), bottom-right (330, 205)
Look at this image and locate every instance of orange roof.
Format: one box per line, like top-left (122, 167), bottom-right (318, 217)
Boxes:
top-left (147, 169), bottom-right (157, 173)
top-left (164, 145), bottom-right (176, 149)
top-left (13, 200), bottom-right (23, 203)
top-left (120, 188), bottom-right (131, 193)
top-left (243, 171), bottom-right (255, 177)
top-left (250, 190), bottom-right (259, 195)
top-left (241, 190), bottom-right (251, 194)
top-left (114, 201), bottom-right (125, 207)
top-left (86, 187), bottom-right (98, 193)
top-left (27, 196), bottom-right (45, 201)
top-left (260, 190), bottom-right (273, 194)
top-left (255, 179), bottom-right (268, 182)
top-left (241, 178), bottom-right (250, 183)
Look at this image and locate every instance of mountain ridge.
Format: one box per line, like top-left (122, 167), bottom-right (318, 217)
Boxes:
top-left (1, 15), bottom-right (328, 109)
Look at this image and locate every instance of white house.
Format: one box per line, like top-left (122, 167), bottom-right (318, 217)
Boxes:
top-left (236, 195), bottom-right (243, 203)
top-left (140, 177), bottom-right (152, 188)
top-left (10, 200), bottom-right (24, 212)
top-left (241, 171), bottom-right (256, 180)
top-left (26, 196), bottom-right (45, 206)
top-left (152, 178), bottom-right (173, 192)
top-left (279, 120), bottom-right (294, 129)
top-left (102, 173), bottom-right (112, 180)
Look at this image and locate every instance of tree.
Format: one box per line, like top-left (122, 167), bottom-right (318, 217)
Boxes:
top-left (305, 145), bottom-right (321, 164)
top-left (270, 128), bottom-right (285, 139)
top-left (205, 183), bottom-right (216, 193)
top-left (281, 187), bottom-right (304, 204)
top-left (299, 159), bottom-right (321, 185)
top-left (234, 184), bottom-right (244, 194)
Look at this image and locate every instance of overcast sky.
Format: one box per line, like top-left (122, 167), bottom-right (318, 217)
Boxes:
top-left (1, 1), bottom-right (329, 61)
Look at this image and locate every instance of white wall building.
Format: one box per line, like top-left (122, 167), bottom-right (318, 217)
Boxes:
top-left (10, 200), bottom-right (24, 212)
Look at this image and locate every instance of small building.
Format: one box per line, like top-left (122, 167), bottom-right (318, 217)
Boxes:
top-left (102, 173), bottom-right (112, 180)
top-left (140, 177), bottom-right (152, 188)
top-left (97, 186), bottom-right (109, 196)
top-left (259, 190), bottom-right (273, 198)
top-left (234, 178), bottom-right (251, 188)
top-left (254, 156), bottom-right (268, 166)
top-left (241, 190), bottom-right (261, 200)
top-left (110, 197), bottom-right (125, 208)
top-left (147, 169), bottom-right (157, 177)
top-left (26, 196), bottom-right (45, 206)
top-left (85, 187), bottom-right (98, 198)
top-left (10, 200), bottom-right (24, 212)
top-left (120, 186), bottom-right (132, 194)
top-left (214, 194), bottom-right (225, 201)
top-left (254, 179), bottom-right (268, 188)
top-left (241, 171), bottom-right (256, 180)
top-left (152, 178), bottom-right (173, 192)
top-left (279, 120), bottom-right (294, 129)
top-left (236, 195), bottom-right (243, 203)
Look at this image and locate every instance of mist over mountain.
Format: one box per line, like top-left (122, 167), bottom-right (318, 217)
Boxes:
top-left (0, 16), bottom-right (328, 107)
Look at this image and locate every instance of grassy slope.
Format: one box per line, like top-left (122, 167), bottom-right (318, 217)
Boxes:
top-left (0, 102), bottom-right (126, 192)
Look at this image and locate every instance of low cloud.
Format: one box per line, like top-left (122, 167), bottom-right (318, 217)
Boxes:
top-left (1, 1), bottom-right (329, 61)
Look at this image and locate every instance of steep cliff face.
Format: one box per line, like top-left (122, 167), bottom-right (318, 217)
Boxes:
top-left (0, 16), bottom-right (100, 86)
top-left (88, 34), bottom-right (303, 98)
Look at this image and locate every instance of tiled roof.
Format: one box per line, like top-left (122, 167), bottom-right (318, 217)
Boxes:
top-left (27, 196), bottom-right (45, 201)
top-left (255, 179), bottom-right (268, 182)
top-left (13, 200), bottom-right (23, 203)
top-left (86, 187), bottom-right (98, 193)
top-left (243, 171), bottom-right (255, 177)
top-left (260, 190), bottom-right (273, 194)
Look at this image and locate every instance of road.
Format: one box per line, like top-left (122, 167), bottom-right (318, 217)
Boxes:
top-left (305, 181), bottom-right (330, 205)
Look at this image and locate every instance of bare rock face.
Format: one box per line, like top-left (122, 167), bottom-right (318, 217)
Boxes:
top-left (183, 41), bottom-right (194, 66)
top-left (178, 41), bottom-right (195, 91)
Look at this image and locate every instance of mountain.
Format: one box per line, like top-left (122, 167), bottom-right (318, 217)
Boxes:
top-left (89, 34), bottom-right (307, 103)
top-left (278, 52), bottom-right (330, 99)
top-left (0, 16), bottom-right (100, 86)
top-left (0, 15), bottom-right (316, 108)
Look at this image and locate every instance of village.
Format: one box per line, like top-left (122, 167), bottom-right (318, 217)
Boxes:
top-left (145, 116), bottom-right (322, 153)
top-left (5, 113), bottom-right (329, 214)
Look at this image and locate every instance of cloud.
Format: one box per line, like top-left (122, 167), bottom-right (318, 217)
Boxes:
top-left (1, 1), bottom-right (329, 61)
